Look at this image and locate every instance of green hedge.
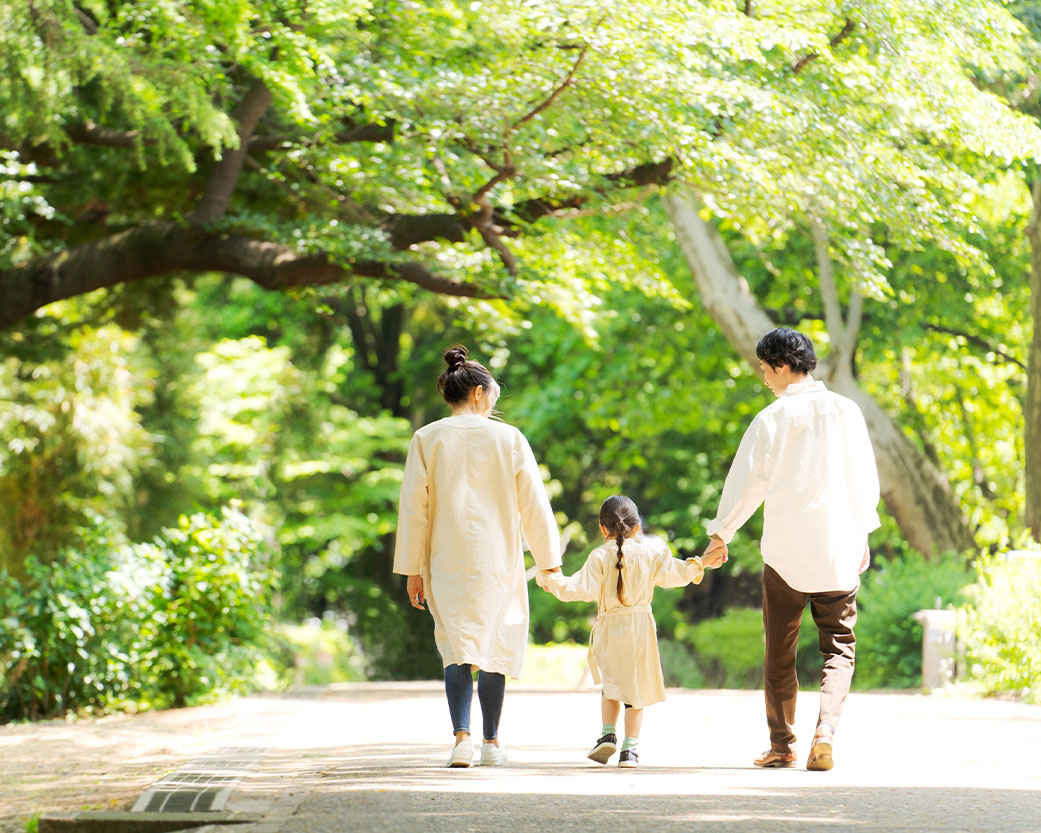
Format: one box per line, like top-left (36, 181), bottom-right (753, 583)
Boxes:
top-left (0, 507), bottom-right (276, 722)
top-left (657, 551), bottom-right (973, 691)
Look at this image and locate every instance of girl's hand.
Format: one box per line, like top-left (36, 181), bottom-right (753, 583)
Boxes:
top-left (406, 574), bottom-right (426, 610)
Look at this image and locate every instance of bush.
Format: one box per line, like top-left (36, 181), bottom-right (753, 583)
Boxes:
top-left (960, 553), bottom-right (1041, 703)
top-left (133, 508), bottom-right (276, 707)
top-left (0, 526), bottom-right (136, 720)
top-left (853, 550), bottom-right (972, 689)
top-left (0, 507), bottom-right (276, 722)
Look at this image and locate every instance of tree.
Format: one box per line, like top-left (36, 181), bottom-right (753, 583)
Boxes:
top-left (655, 0), bottom-right (1041, 555)
top-left (3, 0), bottom-right (1039, 553)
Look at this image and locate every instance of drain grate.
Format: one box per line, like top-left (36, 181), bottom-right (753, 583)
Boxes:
top-left (131, 746), bottom-right (267, 813)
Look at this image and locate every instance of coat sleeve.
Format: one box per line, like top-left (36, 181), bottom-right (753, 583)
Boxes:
top-left (705, 412), bottom-right (774, 544)
top-left (654, 545), bottom-right (705, 588)
top-left (514, 429), bottom-right (562, 570)
top-left (392, 433), bottom-right (428, 576)
top-left (538, 550), bottom-right (605, 603)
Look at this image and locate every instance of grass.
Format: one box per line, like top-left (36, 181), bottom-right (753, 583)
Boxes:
top-left (520, 643), bottom-right (590, 687)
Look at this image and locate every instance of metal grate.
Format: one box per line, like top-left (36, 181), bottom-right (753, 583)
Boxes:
top-left (131, 746), bottom-right (267, 813)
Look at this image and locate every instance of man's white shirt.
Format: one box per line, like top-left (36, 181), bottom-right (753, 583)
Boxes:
top-left (706, 379), bottom-right (881, 593)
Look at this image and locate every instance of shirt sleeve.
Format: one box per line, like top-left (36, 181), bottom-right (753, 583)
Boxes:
top-left (539, 550), bottom-right (604, 603)
top-left (392, 433), bottom-right (428, 576)
top-left (848, 406), bottom-right (882, 534)
top-left (514, 430), bottom-right (562, 570)
top-left (705, 413), bottom-right (774, 544)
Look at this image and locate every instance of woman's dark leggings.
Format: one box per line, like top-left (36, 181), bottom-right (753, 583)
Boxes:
top-left (444, 663), bottom-right (505, 740)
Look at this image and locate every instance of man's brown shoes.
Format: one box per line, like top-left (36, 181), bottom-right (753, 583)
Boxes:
top-left (806, 730), bottom-right (834, 771)
top-left (753, 747), bottom-right (797, 768)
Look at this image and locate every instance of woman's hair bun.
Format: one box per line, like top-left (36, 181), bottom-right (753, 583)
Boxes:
top-left (443, 345), bottom-right (468, 370)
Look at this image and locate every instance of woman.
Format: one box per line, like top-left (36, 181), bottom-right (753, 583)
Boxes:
top-left (393, 345), bottom-right (561, 768)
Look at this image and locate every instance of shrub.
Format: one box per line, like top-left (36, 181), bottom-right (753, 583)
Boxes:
top-left (134, 508), bottom-right (276, 707)
top-left (0, 507), bottom-right (275, 722)
top-left (960, 553), bottom-right (1041, 703)
top-left (853, 550), bottom-right (972, 689)
top-left (0, 530), bottom-right (136, 720)
top-left (669, 607), bottom-right (821, 689)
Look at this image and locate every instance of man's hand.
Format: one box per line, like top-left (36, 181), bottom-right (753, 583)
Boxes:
top-left (859, 541), bottom-right (871, 574)
top-left (406, 574), bottom-right (426, 610)
top-left (703, 535), bottom-right (728, 569)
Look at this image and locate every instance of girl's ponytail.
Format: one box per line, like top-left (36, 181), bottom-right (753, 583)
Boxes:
top-left (600, 495), bottom-right (641, 608)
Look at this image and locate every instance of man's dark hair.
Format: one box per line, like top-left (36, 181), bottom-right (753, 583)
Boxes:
top-left (756, 328), bottom-right (817, 374)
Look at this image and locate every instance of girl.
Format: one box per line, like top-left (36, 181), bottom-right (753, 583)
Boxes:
top-left (536, 495), bottom-right (711, 768)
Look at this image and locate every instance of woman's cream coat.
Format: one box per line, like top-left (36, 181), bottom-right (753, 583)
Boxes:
top-left (538, 538), bottom-right (703, 707)
top-left (393, 414), bottom-right (561, 678)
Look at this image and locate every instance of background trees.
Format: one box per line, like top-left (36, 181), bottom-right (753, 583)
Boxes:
top-left (1, 0), bottom-right (1039, 714)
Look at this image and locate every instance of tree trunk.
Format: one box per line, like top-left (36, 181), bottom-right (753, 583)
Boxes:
top-left (1025, 180), bottom-right (1041, 542)
top-left (663, 188), bottom-right (976, 557)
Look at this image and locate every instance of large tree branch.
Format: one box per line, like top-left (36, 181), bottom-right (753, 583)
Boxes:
top-left (811, 217), bottom-right (846, 346)
top-left (191, 80), bottom-right (274, 224)
top-left (10, 118), bottom-right (394, 155)
top-left (0, 222), bottom-right (493, 330)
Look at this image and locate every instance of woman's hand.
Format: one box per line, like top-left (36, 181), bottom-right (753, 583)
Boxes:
top-left (406, 574), bottom-right (426, 610)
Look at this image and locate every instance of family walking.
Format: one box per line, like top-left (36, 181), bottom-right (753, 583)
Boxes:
top-left (393, 328), bottom-right (880, 772)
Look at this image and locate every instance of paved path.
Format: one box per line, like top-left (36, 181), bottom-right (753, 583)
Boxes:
top-left (5, 683), bottom-right (1041, 833)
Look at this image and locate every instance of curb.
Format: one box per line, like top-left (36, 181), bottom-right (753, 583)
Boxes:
top-left (38, 812), bottom-right (259, 833)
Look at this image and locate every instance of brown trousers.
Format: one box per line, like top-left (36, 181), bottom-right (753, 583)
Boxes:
top-left (762, 564), bottom-right (857, 753)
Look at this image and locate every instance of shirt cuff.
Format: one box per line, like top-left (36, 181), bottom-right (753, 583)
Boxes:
top-left (704, 519), bottom-right (735, 544)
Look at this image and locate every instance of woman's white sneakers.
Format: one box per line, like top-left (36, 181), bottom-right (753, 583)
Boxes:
top-left (447, 739), bottom-right (474, 767)
top-left (478, 742), bottom-right (508, 766)
top-left (447, 739), bottom-right (508, 767)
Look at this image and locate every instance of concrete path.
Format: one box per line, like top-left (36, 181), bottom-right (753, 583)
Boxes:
top-left (6, 683), bottom-right (1041, 833)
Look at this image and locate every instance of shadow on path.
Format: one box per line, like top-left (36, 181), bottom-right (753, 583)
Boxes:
top-left (237, 744), bottom-right (1041, 833)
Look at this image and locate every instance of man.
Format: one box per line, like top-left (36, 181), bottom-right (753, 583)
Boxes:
top-left (704, 327), bottom-right (880, 771)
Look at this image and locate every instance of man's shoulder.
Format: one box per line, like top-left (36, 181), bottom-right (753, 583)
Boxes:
top-left (771, 384), bottom-right (862, 418)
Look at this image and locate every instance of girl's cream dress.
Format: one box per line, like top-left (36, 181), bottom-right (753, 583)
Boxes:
top-left (538, 538), bottom-right (703, 707)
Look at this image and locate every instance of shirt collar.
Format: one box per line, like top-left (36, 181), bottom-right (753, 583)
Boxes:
top-left (782, 378), bottom-right (826, 396)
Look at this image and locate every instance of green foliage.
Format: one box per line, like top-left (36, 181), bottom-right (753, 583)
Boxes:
top-left (1, 0), bottom-right (1039, 706)
top-left (853, 551), bottom-right (973, 689)
top-left (666, 607), bottom-right (822, 689)
top-left (960, 554), bottom-right (1041, 702)
top-left (0, 507), bottom-right (275, 721)
top-left (132, 508), bottom-right (277, 708)
top-left (0, 324), bottom-right (152, 573)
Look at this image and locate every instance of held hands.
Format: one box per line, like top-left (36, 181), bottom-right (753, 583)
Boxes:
top-left (535, 567), bottom-right (562, 590)
top-left (702, 535), bottom-right (728, 569)
top-left (406, 574), bottom-right (426, 610)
